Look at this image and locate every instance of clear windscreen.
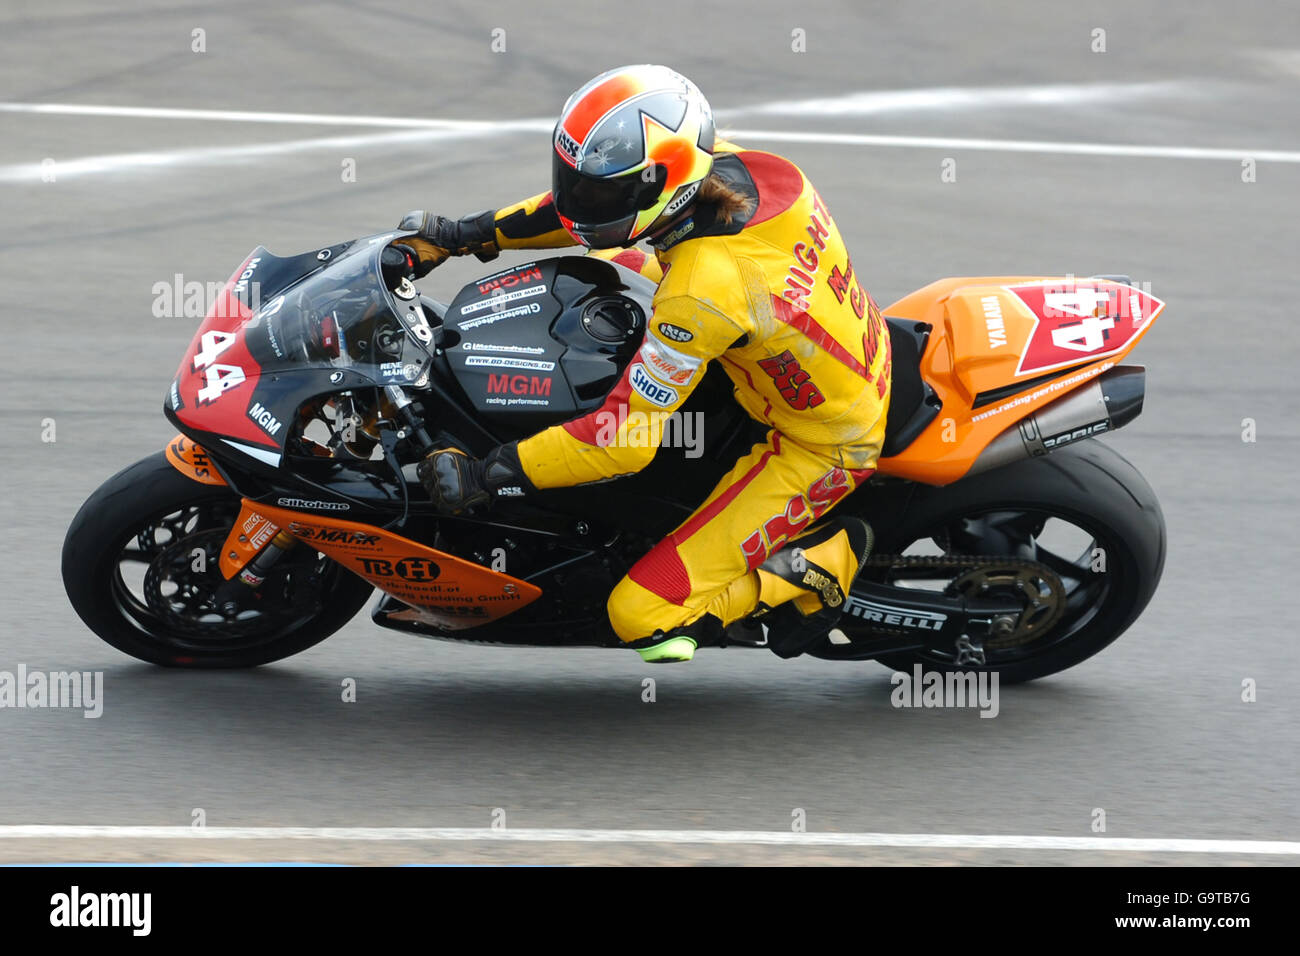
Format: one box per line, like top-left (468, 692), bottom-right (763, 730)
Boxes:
top-left (250, 241), bottom-right (434, 383)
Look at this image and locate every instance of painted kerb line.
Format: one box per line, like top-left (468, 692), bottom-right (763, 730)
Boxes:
top-left (1, 826), bottom-right (1298, 854)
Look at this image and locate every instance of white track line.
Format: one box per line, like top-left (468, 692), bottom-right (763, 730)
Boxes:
top-left (0, 123), bottom-right (548, 183)
top-left (726, 80), bottom-right (1200, 116)
top-left (1, 826), bottom-right (1297, 854)
top-left (0, 101), bottom-right (551, 130)
top-left (2, 84), bottom-right (1295, 184)
top-left (729, 128), bottom-right (1300, 163)
top-left (4, 127), bottom-right (1292, 184)
top-left (0, 82), bottom-right (1185, 126)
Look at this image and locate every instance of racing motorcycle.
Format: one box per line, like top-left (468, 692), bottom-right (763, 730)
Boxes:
top-left (62, 230), bottom-right (1166, 682)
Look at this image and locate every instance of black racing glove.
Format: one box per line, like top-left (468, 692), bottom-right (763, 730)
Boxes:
top-left (395, 209), bottom-right (500, 277)
top-left (416, 443), bottom-right (532, 514)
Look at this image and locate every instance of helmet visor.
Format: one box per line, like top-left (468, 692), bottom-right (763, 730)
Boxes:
top-left (553, 162), bottom-right (665, 246)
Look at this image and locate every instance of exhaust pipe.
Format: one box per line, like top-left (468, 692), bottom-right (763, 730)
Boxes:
top-left (967, 365), bottom-right (1145, 476)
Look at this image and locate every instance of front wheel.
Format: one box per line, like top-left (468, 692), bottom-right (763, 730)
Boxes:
top-left (843, 439), bottom-right (1166, 683)
top-left (62, 452), bottom-right (374, 667)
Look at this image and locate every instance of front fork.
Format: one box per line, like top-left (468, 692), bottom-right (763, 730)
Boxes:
top-left (164, 379), bottom-right (436, 617)
top-left (212, 503), bottom-right (299, 616)
top-left (166, 433), bottom-right (297, 612)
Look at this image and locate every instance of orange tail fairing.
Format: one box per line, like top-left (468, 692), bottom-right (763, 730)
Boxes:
top-left (217, 499), bottom-right (541, 632)
top-left (876, 277), bottom-right (1163, 485)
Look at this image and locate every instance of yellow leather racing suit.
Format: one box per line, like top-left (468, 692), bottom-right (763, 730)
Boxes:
top-left (477, 141), bottom-right (891, 642)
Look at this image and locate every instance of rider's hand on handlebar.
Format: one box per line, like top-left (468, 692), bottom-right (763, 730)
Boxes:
top-left (417, 448), bottom-right (490, 514)
top-left (396, 209), bottom-right (501, 275)
top-left (417, 443), bottom-right (532, 514)
top-left (391, 237), bottom-right (447, 279)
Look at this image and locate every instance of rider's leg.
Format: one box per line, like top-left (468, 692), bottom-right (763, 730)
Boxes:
top-left (746, 516), bottom-right (875, 658)
top-left (607, 430), bottom-right (875, 662)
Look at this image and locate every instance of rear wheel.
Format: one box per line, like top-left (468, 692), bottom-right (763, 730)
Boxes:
top-left (841, 440), bottom-right (1165, 683)
top-left (62, 452), bottom-right (374, 667)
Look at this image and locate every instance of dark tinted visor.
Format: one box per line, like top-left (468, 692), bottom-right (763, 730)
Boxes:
top-left (565, 214), bottom-right (638, 250)
top-left (553, 162), bottom-right (666, 224)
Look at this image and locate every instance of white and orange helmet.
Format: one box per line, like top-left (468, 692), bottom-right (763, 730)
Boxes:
top-left (551, 64), bottom-right (715, 249)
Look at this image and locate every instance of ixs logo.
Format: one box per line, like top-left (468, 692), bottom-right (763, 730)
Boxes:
top-left (740, 466), bottom-right (859, 569)
top-left (657, 322), bottom-right (694, 343)
top-left (248, 401), bottom-right (282, 437)
top-left (555, 128), bottom-right (582, 165)
top-left (628, 363), bottom-right (677, 407)
top-left (757, 350), bottom-right (825, 410)
top-left (358, 556), bottom-right (441, 581)
top-left (276, 497), bottom-right (349, 511)
top-left (487, 373), bottom-right (552, 396)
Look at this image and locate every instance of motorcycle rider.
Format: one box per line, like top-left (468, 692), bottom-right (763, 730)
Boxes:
top-left (398, 64), bottom-right (891, 663)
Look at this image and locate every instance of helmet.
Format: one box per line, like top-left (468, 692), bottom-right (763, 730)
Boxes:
top-left (551, 64), bottom-right (715, 249)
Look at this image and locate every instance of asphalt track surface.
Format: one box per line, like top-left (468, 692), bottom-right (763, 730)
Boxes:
top-left (1, 0), bottom-right (1298, 866)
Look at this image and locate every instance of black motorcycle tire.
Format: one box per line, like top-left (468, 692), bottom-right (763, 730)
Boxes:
top-left (62, 452), bottom-right (374, 668)
top-left (857, 439), bottom-right (1166, 684)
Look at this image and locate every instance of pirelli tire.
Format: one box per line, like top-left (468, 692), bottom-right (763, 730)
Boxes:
top-left (62, 452), bottom-right (374, 668)
top-left (862, 439), bottom-right (1166, 684)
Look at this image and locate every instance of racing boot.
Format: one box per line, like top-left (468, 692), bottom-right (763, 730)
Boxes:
top-left (746, 517), bottom-right (873, 659)
top-left (627, 614), bottom-right (723, 664)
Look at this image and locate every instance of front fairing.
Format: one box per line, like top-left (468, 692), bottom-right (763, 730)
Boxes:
top-left (166, 232), bottom-right (434, 468)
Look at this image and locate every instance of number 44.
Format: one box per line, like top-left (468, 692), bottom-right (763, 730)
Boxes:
top-left (1044, 290), bottom-right (1116, 354)
top-left (1050, 314), bottom-right (1116, 353)
top-left (192, 330), bottom-right (245, 403)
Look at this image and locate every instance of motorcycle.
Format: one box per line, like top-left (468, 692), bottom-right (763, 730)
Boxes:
top-left (62, 229), bottom-right (1166, 682)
